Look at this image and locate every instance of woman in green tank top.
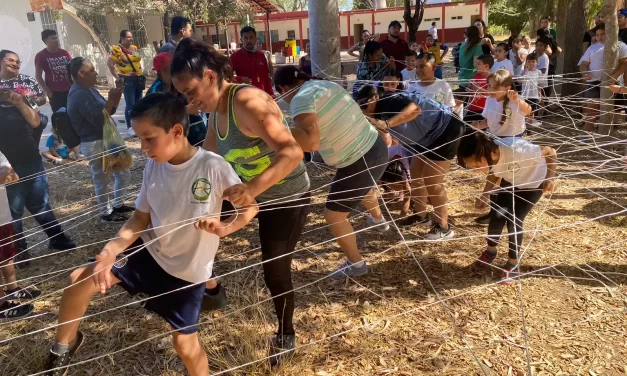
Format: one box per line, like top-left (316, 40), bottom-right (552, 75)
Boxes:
top-left (171, 38), bottom-right (310, 367)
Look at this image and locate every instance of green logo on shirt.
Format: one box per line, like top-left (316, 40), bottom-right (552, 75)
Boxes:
top-left (192, 178), bottom-right (212, 201)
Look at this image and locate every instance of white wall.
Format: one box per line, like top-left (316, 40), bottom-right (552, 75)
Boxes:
top-left (0, 0), bottom-right (47, 78)
top-left (59, 13), bottom-right (109, 78)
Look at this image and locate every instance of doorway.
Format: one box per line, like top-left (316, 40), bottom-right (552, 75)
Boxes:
top-left (353, 23), bottom-right (364, 44)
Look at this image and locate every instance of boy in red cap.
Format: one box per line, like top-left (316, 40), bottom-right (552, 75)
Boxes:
top-left (148, 52), bottom-right (173, 94)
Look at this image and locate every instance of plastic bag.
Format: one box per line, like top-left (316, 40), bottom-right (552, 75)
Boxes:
top-left (102, 109), bottom-right (133, 173)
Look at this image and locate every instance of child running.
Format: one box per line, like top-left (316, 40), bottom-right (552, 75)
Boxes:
top-left (409, 52), bottom-right (461, 117)
top-left (491, 42), bottom-right (515, 76)
top-left (357, 85), bottom-right (466, 240)
top-left (44, 93), bottom-right (258, 376)
top-left (457, 132), bottom-right (557, 284)
top-left (465, 54), bottom-right (494, 122)
top-left (274, 65), bottom-right (389, 278)
top-left (1, 151), bottom-right (41, 321)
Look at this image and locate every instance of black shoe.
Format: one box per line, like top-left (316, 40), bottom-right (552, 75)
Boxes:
top-left (474, 212), bottom-right (491, 226)
top-left (201, 284), bottom-right (228, 311)
top-left (49, 234), bottom-right (76, 251)
top-left (45, 331), bottom-right (84, 376)
top-left (5, 286), bottom-right (41, 300)
top-left (268, 333), bottom-right (296, 367)
top-left (14, 249), bottom-right (31, 267)
top-left (113, 205), bottom-right (135, 214)
top-left (396, 214), bottom-right (432, 227)
top-left (0, 301), bottom-right (35, 322)
top-left (101, 212), bottom-right (128, 224)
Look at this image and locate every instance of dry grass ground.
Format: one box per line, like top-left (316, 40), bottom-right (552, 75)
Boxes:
top-left (1, 78), bottom-right (626, 375)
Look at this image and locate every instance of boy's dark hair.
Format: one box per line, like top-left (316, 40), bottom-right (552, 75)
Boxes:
top-left (356, 84), bottom-right (381, 105)
top-left (41, 29), bottom-right (57, 42)
top-left (171, 16), bottom-right (192, 36)
top-left (406, 50), bottom-right (418, 59)
top-left (457, 130), bottom-right (498, 169)
top-left (380, 160), bottom-right (408, 184)
top-left (476, 54), bottom-right (494, 68)
top-left (432, 22), bottom-right (436, 26)
top-left (130, 92), bottom-right (190, 135)
top-left (171, 38), bottom-right (233, 87)
top-left (240, 26), bottom-right (256, 36)
top-left (383, 68), bottom-right (402, 80)
top-left (594, 23), bottom-right (606, 32)
top-left (496, 42), bottom-right (509, 51)
top-left (422, 52), bottom-right (437, 66)
top-left (535, 37), bottom-right (550, 48)
top-left (526, 52), bottom-right (538, 61)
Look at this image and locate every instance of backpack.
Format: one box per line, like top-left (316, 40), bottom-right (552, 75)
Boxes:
top-left (52, 109), bottom-right (81, 149)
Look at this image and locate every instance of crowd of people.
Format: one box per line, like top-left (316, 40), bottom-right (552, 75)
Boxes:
top-left (0, 10), bottom-right (625, 376)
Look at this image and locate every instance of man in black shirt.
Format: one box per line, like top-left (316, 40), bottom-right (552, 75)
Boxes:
top-left (619, 9), bottom-right (627, 45)
top-left (583, 12), bottom-right (604, 52)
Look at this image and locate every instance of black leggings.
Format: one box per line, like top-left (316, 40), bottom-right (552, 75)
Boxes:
top-left (222, 193), bottom-right (311, 335)
top-left (487, 183), bottom-right (543, 260)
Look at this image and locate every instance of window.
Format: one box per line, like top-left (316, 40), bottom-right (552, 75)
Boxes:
top-left (211, 35), bottom-right (220, 46)
top-left (82, 13), bottom-right (110, 46)
top-left (270, 30), bottom-right (279, 43)
top-left (40, 9), bottom-right (57, 32)
top-left (257, 31), bottom-right (266, 43)
top-left (287, 30), bottom-right (296, 40)
top-left (451, 16), bottom-right (463, 20)
top-left (424, 18), bottom-right (441, 22)
top-left (126, 15), bottom-right (148, 48)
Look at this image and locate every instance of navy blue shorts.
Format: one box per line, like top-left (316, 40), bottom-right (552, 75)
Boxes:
top-left (111, 239), bottom-right (205, 334)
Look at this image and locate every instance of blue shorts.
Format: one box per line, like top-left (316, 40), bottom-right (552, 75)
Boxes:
top-left (111, 239), bottom-right (205, 334)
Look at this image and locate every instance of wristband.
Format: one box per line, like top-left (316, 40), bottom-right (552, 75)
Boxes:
top-left (385, 119), bottom-right (390, 129)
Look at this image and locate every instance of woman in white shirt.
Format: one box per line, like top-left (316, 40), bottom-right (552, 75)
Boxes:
top-left (457, 132), bottom-right (557, 285)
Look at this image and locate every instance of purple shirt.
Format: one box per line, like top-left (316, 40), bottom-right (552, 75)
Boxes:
top-left (35, 48), bottom-right (72, 93)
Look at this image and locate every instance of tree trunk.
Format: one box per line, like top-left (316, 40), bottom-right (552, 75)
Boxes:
top-left (62, 2), bottom-right (115, 87)
top-left (308, 0), bottom-right (341, 79)
top-left (555, 0), bottom-right (568, 76)
top-left (163, 11), bottom-right (170, 42)
top-left (598, 0), bottom-right (621, 135)
top-left (403, 0), bottom-right (426, 44)
top-left (560, 0), bottom-right (586, 98)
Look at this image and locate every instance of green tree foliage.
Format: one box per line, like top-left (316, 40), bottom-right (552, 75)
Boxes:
top-left (488, 0), bottom-right (557, 34)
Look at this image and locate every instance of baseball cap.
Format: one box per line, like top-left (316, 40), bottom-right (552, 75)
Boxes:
top-left (619, 8), bottom-right (627, 17)
top-left (389, 20), bottom-right (402, 29)
top-left (152, 52), bottom-right (172, 72)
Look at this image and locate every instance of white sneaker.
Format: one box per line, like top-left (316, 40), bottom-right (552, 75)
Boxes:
top-left (127, 128), bottom-right (136, 137)
top-left (367, 216), bottom-right (390, 232)
top-left (532, 120), bottom-right (542, 127)
top-left (423, 224), bottom-right (454, 240)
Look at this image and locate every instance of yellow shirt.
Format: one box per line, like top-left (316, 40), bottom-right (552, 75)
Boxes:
top-left (110, 45), bottom-right (143, 76)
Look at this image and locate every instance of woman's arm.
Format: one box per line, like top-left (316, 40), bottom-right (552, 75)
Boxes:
top-left (291, 113), bottom-right (320, 152)
top-left (8, 92), bottom-right (40, 127)
top-left (386, 102), bottom-right (421, 128)
top-left (541, 146), bottom-right (557, 194)
top-left (347, 44), bottom-right (360, 58)
top-left (227, 89), bottom-right (304, 205)
top-left (104, 86), bottom-right (123, 115)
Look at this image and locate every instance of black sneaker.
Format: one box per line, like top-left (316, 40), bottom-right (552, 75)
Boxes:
top-left (45, 331), bottom-right (84, 376)
top-left (201, 284), bottom-right (228, 311)
top-left (268, 333), bottom-right (296, 367)
top-left (396, 214), bottom-right (432, 227)
top-left (49, 234), bottom-right (76, 251)
top-left (101, 212), bottom-right (128, 224)
top-left (474, 212), bottom-right (491, 226)
top-left (113, 205), bottom-right (135, 214)
top-left (0, 301), bottom-right (34, 322)
top-left (5, 286), bottom-right (41, 300)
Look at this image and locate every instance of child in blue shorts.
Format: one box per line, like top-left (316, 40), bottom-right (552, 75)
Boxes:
top-left (45, 93), bottom-right (258, 376)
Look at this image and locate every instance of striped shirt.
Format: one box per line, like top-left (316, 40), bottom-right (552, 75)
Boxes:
top-left (290, 80), bottom-right (378, 168)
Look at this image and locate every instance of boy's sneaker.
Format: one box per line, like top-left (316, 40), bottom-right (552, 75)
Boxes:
top-left (470, 250), bottom-right (497, 275)
top-left (45, 331), bottom-right (84, 376)
top-left (201, 284), bottom-right (228, 311)
top-left (499, 263), bottom-right (521, 286)
top-left (474, 212), bottom-right (491, 226)
top-left (330, 259), bottom-right (368, 279)
top-left (397, 213), bottom-right (432, 227)
top-left (423, 224), bottom-right (454, 240)
top-left (0, 301), bottom-right (34, 322)
top-left (49, 234), bottom-right (76, 252)
top-left (101, 212), bottom-right (128, 224)
top-left (113, 205), bottom-right (135, 214)
top-left (268, 333), bottom-right (296, 367)
top-left (5, 286), bottom-right (41, 301)
top-left (366, 216), bottom-right (390, 232)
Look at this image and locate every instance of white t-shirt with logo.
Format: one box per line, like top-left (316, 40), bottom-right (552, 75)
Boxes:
top-left (492, 138), bottom-right (547, 189)
top-left (407, 79), bottom-right (462, 117)
top-left (135, 148), bottom-right (242, 283)
top-left (491, 58), bottom-right (515, 76)
top-left (0, 152), bottom-right (12, 226)
top-left (521, 69), bottom-right (541, 99)
top-left (482, 96), bottom-right (526, 137)
top-left (578, 42), bottom-right (627, 82)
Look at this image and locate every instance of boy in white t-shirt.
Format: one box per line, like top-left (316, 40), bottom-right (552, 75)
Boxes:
top-left (520, 53), bottom-right (542, 130)
top-left (401, 51), bottom-right (419, 87)
top-left (534, 38), bottom-right (551, 118)
top-left (491, 42), bottom-right (515, 76)
top-left (409, 52), bottom-right (462, 117)
top-left (0, 152), bottom-right (41, 321)
top-left (45, 93), bottom-right (258, 375)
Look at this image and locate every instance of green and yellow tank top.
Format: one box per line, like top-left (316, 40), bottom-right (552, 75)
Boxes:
top-left (213, 84), bottom-right (310, 203)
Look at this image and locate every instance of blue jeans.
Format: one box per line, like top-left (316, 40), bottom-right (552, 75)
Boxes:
top-left (6, 159), bottom-right (62, 250)
top-left (123, 76), bottom-right (144, 129)
top-left (435, 65), bottom-right (443, 79)
top-left (80, 140), bottom-right (131, 216)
